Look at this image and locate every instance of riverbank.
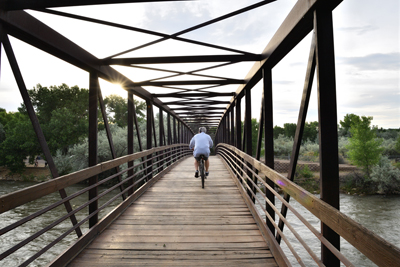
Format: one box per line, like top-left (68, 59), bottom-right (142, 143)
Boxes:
top-left (0, 166), bottom-right (51, 182)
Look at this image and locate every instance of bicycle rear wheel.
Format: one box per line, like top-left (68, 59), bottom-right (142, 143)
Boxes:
top-left (200, 159), bottom-right (205, 189)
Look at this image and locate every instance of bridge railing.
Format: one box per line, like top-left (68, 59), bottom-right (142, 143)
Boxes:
top-left (0, 144), bottom-right (191, 267)
top-left (217, 143), bottom-right (400, 267)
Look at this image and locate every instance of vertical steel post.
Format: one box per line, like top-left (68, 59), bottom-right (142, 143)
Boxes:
top-left (235, 97), bottom-right (242, 182)
top-left (127, 92), bottom-right (134, 195)
top-left (167, 113), bottom-right (172, 166)
top-left (315, 7), bottom-right (340, 266)
top-left (235, 97), bottom-right (242, 150)
top-left (263, 67), bottom-right (275, 235)
top-left (227, 112), bottom-right (231, 145)
top-left (88, 71), bottom-right (99, 228)
top-left (146, 100), bottom-right (153, 179)
top-left (244, 87), bottom-right (254, 200)
top-left (159, 109), bottom-right (164, 171)
top-left (173, 117), bottom-right (177, 144)
top-left (230, 107), bottom-right (235, 146)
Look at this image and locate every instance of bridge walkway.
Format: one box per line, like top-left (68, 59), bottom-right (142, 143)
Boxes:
top-left (67, 156), bottom-right (277, 266)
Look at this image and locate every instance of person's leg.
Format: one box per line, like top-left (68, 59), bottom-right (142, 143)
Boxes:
top-left (205, 159), bottom-right (210, 172)
top-left (194, 158), bottom-right (199, 177)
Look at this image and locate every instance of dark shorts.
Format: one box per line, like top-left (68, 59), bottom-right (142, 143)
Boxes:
top-left (195, 154), bottom-right (209, 162)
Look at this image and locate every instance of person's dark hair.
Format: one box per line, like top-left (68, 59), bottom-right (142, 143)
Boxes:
top-left (199, 127), bottom-right (207, 133)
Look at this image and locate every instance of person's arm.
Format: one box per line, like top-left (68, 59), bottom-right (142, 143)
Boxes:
top-left (189, 136), bottom-right (195, 150)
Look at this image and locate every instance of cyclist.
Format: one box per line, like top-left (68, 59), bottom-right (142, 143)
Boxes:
top-left (189, 127), bottom-right (213, 178)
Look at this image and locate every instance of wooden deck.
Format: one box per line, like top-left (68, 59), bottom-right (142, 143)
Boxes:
top-left (67, 156), bottom-right (278, 267)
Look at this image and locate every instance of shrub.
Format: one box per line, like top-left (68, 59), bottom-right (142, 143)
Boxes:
top-left (296, 164), bottom-right (314, 179)
top-left (370, 156), bottom-right (400, 194)
top-left (274, 134), bottom-right (293, 159)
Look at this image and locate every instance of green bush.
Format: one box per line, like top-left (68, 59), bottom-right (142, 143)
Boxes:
top-left (296, 164), bottom-right (314, 179)
top-left (370, 156), bottom-right (400, 194)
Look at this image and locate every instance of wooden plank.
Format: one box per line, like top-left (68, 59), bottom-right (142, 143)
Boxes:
top-left (66, 156), bottom-right (278, 267)
top-left (75, 249), bottom-right (273, 259)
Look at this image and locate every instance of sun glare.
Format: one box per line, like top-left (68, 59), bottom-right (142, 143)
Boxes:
top-left (99, 79), bottom-right (127, 99)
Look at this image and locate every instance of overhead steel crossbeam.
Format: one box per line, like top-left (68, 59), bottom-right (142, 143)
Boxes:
top-left (130, 62), bottom-right (240, 83)
top-left (104, 55), bottom-right (260, 65)
top-left (221, 0), bottom-right (343, 117)
top-left (152, 92), bottom-right (235, 98)
top-left (133, 79), bottom-right (244, 86)
top-left (0, 0), bottom-right (191, 10)
top-left (103, 0), bottom-right (276, 59)
top-left (163, 101), bottom-right (230, 105)
top-left (32, 8), bottom-right (257, 59)
top-left (0, 10), bottom-right (193, 131)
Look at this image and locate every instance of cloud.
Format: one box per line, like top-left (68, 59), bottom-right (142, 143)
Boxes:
top-left (338, 53), bottom-right (400, 71)
top-left (337, 25), bottom-right (377, 35)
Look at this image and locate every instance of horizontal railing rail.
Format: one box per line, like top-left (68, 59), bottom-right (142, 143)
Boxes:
top-left (0, 144), bottom-right (191, 267)
top-left (217, 143), bottom-right (400, 267)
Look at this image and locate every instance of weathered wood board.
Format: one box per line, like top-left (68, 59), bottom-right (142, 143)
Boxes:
top-left (67, 156), bottom-right (278, 267)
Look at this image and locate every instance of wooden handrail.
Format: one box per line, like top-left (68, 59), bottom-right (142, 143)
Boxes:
top-left (0, 144), bottom-right (188, 214)
top-left (216, 143), bottom-right (400, 267)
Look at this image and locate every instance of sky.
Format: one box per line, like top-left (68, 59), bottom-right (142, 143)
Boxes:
top-left (0, 0), bottom-right (399, 129)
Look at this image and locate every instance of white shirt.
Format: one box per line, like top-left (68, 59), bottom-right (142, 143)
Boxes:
top-left (189, 132), bottom-right (213, 157)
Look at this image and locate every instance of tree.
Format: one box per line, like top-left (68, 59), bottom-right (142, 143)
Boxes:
top-left (0, 117), bottom-right (39, 173)
top-left (346, 115), bottom-right (383, 178)
top-left (303, 121), bottom-right (318, 142)
top-left (103, 94), bottom-right (146, 127)
top-left (17, 84), bottom-right (90, 155)
top-left (339, 113), bottom-right (360, 137)
top-left (273, 125), bottom-right (284, 139)
top-left (283, 123), bottom-right (296, 138)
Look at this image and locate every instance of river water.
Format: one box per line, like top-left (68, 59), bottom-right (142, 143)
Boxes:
top-left (1, 181), bottom-right (400, 266)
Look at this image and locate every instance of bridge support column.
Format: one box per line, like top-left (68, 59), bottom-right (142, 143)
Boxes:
top-left (88, 71), bottom-right (99, 228)
top-left (128, 92), bottom-right (134, 195)
top-left (146, 100), bottom-right (153, 179)
top-left (244, 87), bottom-right (254, 201)
top-left (263, 67), bottom-right (275, 235)
top-left (315, 6), bottom-right (340, 267)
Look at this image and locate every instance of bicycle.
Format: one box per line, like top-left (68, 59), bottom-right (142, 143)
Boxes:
top-left (198, 155), bottom-right (206, 189)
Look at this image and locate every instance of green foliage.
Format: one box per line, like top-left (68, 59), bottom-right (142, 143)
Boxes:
top-left (396, 135), bottom-right (400, 154)
top-left (283, 123), bottom-right (296, 138)
top-left (339, 113), bottom-right (361, 137)
top-left (0, 123), bottom-right (5, 144)
top-left (303, 121), bottom-right (319, 142)
top-left (274, 135), bottom-right (293, 158)
top-left (103, 94), bottom-right (146, 127)
top-left (0, 117), bottom-right (39, 173)
top-left (370, 156), bottom-right (400, 194)
top-left (299, 141), bottom-right (319, 162)
top-left (296, 164), bottom-right (314, 179)
top-left (19, 84), bottom-right (89, 123)
top-left (346, 115), bottom-right (383, 178)
top-left (273, 125), bottom-right (284, 139)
